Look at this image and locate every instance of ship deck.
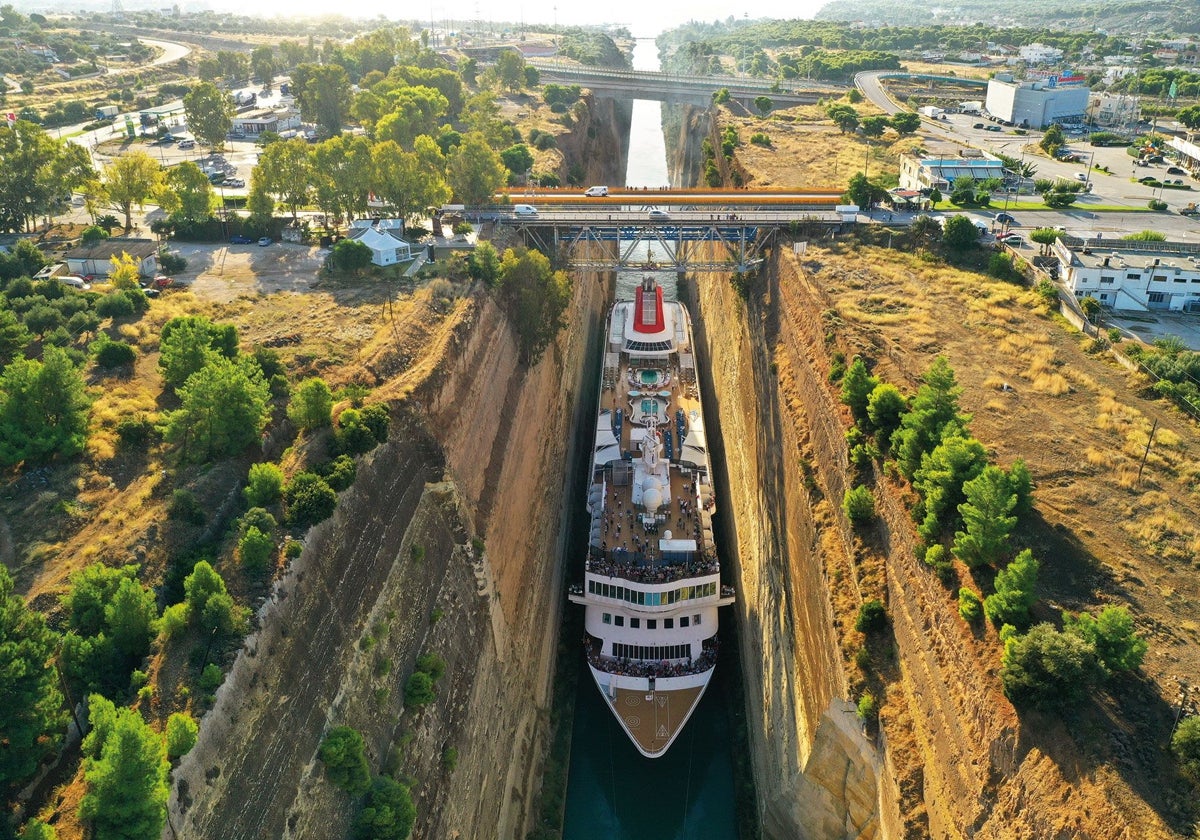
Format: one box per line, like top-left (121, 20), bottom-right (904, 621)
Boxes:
top-left (603, 681), bottom-right (706, 757)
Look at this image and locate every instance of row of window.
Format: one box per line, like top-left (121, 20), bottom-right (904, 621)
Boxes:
top-left (588, 580), bottom-right (718, 605)
top-left (625, 340), bottom-right (673, 353)
top-left (601, 613), bottom-right (702, 630)
top-left (1096, 274), bottom-right (1200, 284)
top-left (612, 642), bottom-right (691, 662)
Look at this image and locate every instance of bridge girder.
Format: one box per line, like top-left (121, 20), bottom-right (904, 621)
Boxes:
top-left (516, 222), bottom-right (776, 273)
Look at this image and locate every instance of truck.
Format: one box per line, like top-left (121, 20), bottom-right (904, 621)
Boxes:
top-left (96, 105), bottom-right (119, 120)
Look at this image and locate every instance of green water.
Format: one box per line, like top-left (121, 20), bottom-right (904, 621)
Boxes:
top-left (562, 663), bottom-right (737, 839)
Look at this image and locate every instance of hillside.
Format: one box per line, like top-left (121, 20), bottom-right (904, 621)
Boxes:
top-left (814, 0), bottom-right (1200, 34)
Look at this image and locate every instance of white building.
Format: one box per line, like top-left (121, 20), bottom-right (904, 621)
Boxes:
top-left (899, 154), bottom-right (1007, 192)
top-left (985, 77), bottom-right (1090, 128)
top-left (1088, 92), bottom-right (1140, 127)
top-left (63, 239), bottom-right (158, 278)
top-left (231, 107), bottom-right (301, 136)
top-left (347, 221), bottom-right (413, 267)
top-left (1019, 43), bottom-right (1063, 64)
top-left (1055, 238), bottom-right (1200, 311)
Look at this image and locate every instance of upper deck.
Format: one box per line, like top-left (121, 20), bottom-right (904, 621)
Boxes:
top-left (585, 279), bottom-right (716, 585)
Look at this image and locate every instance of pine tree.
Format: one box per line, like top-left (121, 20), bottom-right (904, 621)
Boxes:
top-left (840, 357), bottom-right (879, 426)
top-left (892, 356), bottom-right (968, 478)
top-left (78, 696), bottom-right (169, 840)
top-left (0, 346), bottom-right (91, 466)
top-left (984, 549), bottom-right (1040, 628)
top-left (953, 465), bottom-right (1018, 568)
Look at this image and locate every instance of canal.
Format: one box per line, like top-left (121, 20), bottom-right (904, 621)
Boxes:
top-left (560, 36), bottom-right (740, 840)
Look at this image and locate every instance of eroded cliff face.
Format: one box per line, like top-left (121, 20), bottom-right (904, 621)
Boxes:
top-left (687, 255), bottom-right (900, 839)
top-left (555, 94), bottom-right (632, 185)
top-left (170, 119), bottom-right (621, 837)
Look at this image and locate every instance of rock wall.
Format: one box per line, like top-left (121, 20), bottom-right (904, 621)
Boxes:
top-left (688, 252), bottom-right (899, 839)
top-left (170, 123), bottom-right (620, 837)
top-left (554, 94), bottom-right (632, 186)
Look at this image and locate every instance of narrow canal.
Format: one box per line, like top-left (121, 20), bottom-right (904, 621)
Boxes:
top-left (560, 37), bottom-right (740, 840)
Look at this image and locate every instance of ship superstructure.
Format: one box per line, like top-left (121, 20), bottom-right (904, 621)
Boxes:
top-left (568, 277), bottom-right (735, 757)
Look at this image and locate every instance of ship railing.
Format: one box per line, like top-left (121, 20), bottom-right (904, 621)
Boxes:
top-left (586, 646), bottom-right (718, 679)
top-left (585, 555), bottom-right (720, 584)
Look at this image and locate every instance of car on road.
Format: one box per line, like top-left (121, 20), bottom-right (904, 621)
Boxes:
top-left (985, 125), bottom-right (1002, 132)
top-left (584, 185), bottom-right (609, 197)
top-left (648, 208), bottom-right (670, 221)
top-left (972, 122), bottom-right (984, 129)
top-left (1075, 172), bottom-right (1088, 182)
top-left (995, 212), bottom-right (1017, 225)
top-left (230, 235), bottom-right (253, 244)
top-left (512, 204), bottom-right (538, 217)
top-left (178, 139), bottom-right (195, 149)
top-left (1168, 166), bottom-right (1186, 175)
top-left (257, 237), bottom-right (273, 246)
top-left (1139, 176), bottom-right (1158, 184)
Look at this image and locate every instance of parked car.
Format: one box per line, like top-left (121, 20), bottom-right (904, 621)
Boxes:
top-left (177, 139), bottom-right (195, 149)
top-left (1139, 176), bottom-right (1159, 184)
top-left (230, 235), bottom-right (253, 244)
top-left (257, 237), bottom-right (273, 246)
top-left (985, 125), bottom-right (1002, 132)
top-left (225, 178), bottom-right (246, 188)
top-left (998, 233), bottom-right (1023, 246)
top-left (1167, 166), bottom-right (1186, 175)
top-left (972, 122), bottom-right (984, 129)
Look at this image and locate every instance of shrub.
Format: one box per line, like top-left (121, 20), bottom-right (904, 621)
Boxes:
top-left (315, 454), bottom-right (357, 492)
top-left (415, 652), bottom-right (446, 680)
top-left (999, 623), bottom-right (1098, 710)
top-left (285, 540), bottom-right (304, 559)
top-left (319, 726), bottom-right (371, 796)
top-left (1062, 605), bottom-right (1147, 674)
top-left (404, 671), bottom-right (435, 708)
top-left (169, 489), bottom-right (205, 525)
top-left (958, 588), bottom-right (983, 621)
top-left (159, 252), bottom-right (188, 275)
top-left (165, 712), bottom-right (198, 759)
top-left (1173, 716), bottom-right (1200, 782)
top-left (284, 472), bottom-right (337, 527)
top-left (159, 602), bottom-right (190, 641)
top-left (287, 377), bottom-right (333, 431)
top-left (354, 775), bottom-right (416, 840)
top-left (1149, 198), bottom-right (1168, 211)
top-left (855, 598), bottom-right (887, 633)
top-left (749, 132), bottom-right (771, 147)
top-left (856, 691), bottom-right (877, 722)
top-left (442, 745), bottom-right (458, 772)
top-left (238, 526), bottom-right (274, 572)
top-left (244, 462), bottom-right (284, 507)
top-left (94, 340), bottom-right (136, 368)
top-left (95, 291), bottom-right (135, 320)
top-left (335, 409), bottom-right (379, 456)
top-left (198, 663), bottom-right (223, 692)
top-left (923, 543), bottom-right (955, 583)
top-left (116, 415), bottom-right (155, 447)
top-left (842, 485), bottom-right (875, 524)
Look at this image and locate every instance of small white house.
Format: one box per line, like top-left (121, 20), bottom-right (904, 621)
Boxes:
top-left (63, 239), bottom-right (158, 278)
top-left (1055, 238), bottom-right (1200, 311)
top-left (347, 222), bottom-right (413, 267)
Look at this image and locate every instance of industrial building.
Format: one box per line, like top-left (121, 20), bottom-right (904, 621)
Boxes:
top-left (1054, 237), bottom-right (1200, 311)
top-left (984, 75), bottom-right (1090, 128)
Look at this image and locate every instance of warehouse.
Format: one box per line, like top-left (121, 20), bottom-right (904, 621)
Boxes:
top-left (985, 75), bottom-right (1089, 129)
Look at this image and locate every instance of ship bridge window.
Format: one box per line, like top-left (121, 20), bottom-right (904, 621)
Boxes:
top-left (630, 618), bottom-right (640, 629)
top-left (680, 616), bottom-right (690, 628)
top-left (614, 615), bottom-right (625, 627)
top-left (613, 642), bottom-right (690, 662)
top-left (664, 618), bottom-right (674, 629)
top-left (625, 340), bottom-right (674, 353)
top-left (602, 613), bottom-right (611, 624)
top-left (647, 619), bottom-right (657, 629)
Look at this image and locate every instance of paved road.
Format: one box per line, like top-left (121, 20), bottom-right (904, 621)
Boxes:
top-left (854, 71), bottom-right (903, 115)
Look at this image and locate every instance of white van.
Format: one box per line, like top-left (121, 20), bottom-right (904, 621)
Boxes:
top-left (584, 185), bottom-right (609, 197)
top-left (59, 275), bottom-right (91, 290)
top-left (513, 204), bottom-right (538, 216)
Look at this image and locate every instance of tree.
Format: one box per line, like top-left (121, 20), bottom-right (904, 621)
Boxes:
top-left (842, 485), bottom-right (875, 524)
top-left (164, 162), bottom-right (216, 223)
top-left (1173, 716), bottom-right (1200, 782)
top-left (1006, 459), bottom-right (1034, 519)
top-left (495, 49), bottom-right (526, 91)
top-left (255, 138), bottom-right (312, 220)
top-left (892, 356), bottom-right (966, 479)
top-left (78, 696), bottom-right (169, 839)
top-left (1039, 123), bottom-right (1065, 157)
top-left (369, 137), bottom-right (450, 222)
top-left (104, 576), bottom-right (158, 663)
top-left (447, 132), bottom-right (506, 206)
top-left (753, 95), bottom-right (773, 117)
top-left (953, 465), bottom-right (1018, 568)
top-left (81, 224), bottom-right (110, 245)
top-left (319, 726), bottom-right (370, 795)
top-left (467, 241), bottom-right (501, 285)
top-left (1029, 227), bottom-right (1061, 255)
top-left (292, 62), bottom-right (352, 137)
top-left (861, 115), bottom-right (889, 138)
top-left (107, 252), bottom-right (141, 290)
top-left (845, 171), bottom-right (883, 209)
top-left (182, 82), bottom-right (234, 148)
top-left (158, 317), bottom-right (218, 390)
top-left (182, 560), bottom-right (242, 637)
top-left (19, 820), bottom-right (58, 840)
top-left (311, 135), bottom-right (373, 224)
top-left (840, 357), bottom-right (878, 425)
top-left (1000, 623), bottom-right (1098, 710)
top-left (941, 214), bottom-right (980, 250)
top-left (375, 86), bottom-right (449, 148)
top-left (1079, 295), bottom-right (1101, 323)
top-left (0, 121), bottom-right (92, 233)
top-left (244, 461), bottom-right (284, 506)
top-left (912, 433), bottom-right (988, 541)
top-left (0, 346), bottom-right (91, 466)
top-left (101, 151), bottom-right (163, 233)
top-left (0, 564), bottom-right (64, 791)
top-left (1063, 605), bottom-right (1146, 674)
top-left (0, 309), bottom-right (32, 366)
top-left (825, 103), bottom-right (860, 133)
top-left (238, 526), bottom-right (274, 572)
top-left (499, 143), bottom-right (534, 179)
top-left (890, 111), bottom-right (920, 135)
top-left (984, 549), bottom-right (1040, 628)
top-left (165, 712), bottom-right (198, 760)
top-left (165, 355), bottom-right (270, 462)
top-left (855, 598), bottom-right (887, 632)
top-left (355, 775), bottom-right (416, 840)
top-left (866, 383), bottom-right (906, 450)
top-left (404, 670), bottom-right (435, 707)
top-left (288, 377), bottom-right (333, 430)
top-left (251, 45), bottom-right (276, 88)
top-left (497, 246), bottom-right (572, 363)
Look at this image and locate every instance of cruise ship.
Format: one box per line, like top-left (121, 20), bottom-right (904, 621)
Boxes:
top-left (568, 277), bottom-right (735, 758)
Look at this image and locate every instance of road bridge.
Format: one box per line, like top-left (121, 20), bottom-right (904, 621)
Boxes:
top-left (528, 60), bottom-right (844, 106)
top-left (492, 208), bottom-right (845, 272)
top-left (496, 187), bottom-right (845, 208)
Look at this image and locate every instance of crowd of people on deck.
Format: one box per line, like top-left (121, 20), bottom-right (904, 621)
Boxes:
top-left (586, 645), bottom-right (719, 679)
